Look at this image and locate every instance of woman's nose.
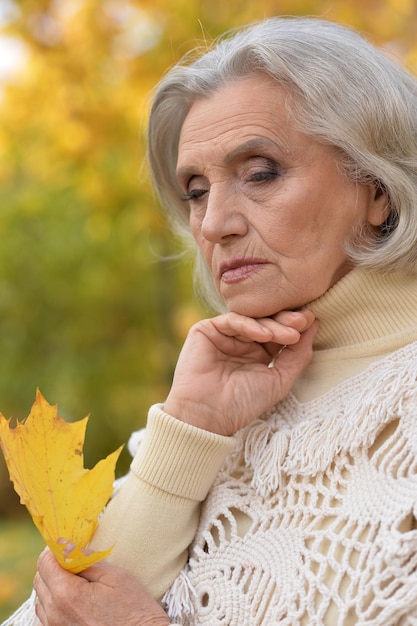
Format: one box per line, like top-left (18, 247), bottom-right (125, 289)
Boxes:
top-left (201, 186), bottom-right (248, 242)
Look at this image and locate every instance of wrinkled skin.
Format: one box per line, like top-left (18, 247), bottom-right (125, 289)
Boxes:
top-left (34, 549), bottom-right (170, 626)
top-left (164, 308), bottom-right (317, 435)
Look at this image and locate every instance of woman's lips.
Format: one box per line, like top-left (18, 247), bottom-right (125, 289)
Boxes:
top-left (219, 258), bottom-right (269, 283)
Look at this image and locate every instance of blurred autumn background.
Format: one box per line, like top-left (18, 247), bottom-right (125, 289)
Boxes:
top-left (0, 0), bottom-right (416, 618)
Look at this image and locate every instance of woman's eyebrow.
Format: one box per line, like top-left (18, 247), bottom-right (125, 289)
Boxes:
top-left (224, 137), bottom-right (281, 164)
top-left (175, 164), bottom-right (197, 182)
top-left (176, 137), bottom-right (285, 178)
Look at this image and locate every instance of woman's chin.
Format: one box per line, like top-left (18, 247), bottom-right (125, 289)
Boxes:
top-left (226, 301), bottom-right (286, 319)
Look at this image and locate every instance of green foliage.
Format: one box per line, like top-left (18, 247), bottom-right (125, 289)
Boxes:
top-left (0, 516), bottom-right (44, 621)
top-left (0, 0), bottom-right (416, 518)
top-left (0, 0), bottom-right (204, 504)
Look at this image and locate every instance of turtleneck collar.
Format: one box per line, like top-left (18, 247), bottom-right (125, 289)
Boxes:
top-left (290, 268), bottom-right (417, 403)
top-left (306, 267), bottom-right (417, 352)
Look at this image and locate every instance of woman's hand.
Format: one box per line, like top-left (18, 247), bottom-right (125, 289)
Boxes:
top-left (34, 549), bottom-right (170, 626)
top-left (164, 309), bottom-right (318, 436)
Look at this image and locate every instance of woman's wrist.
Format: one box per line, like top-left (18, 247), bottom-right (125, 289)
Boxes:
top-left (163, 398), bottom-right (230, 436)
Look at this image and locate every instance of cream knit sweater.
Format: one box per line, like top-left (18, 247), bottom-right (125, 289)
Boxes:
top-left (4, 268), bottom-right (417, 626)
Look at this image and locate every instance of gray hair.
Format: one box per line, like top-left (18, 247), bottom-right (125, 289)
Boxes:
top-left (147, 17), bottom-right (417, 311)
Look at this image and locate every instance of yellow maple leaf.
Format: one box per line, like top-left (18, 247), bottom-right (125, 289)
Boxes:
top-left (0, 390), bottom-right (123, 573)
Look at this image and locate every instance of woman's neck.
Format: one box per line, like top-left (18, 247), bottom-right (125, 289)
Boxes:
top-left (307, 267), bottom-right (417, 351)
top-left (291, 267), bottom-right (417, 402)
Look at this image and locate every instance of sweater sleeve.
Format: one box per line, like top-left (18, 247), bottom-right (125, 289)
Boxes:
top-left (89, 404), bottom-right (236, 599)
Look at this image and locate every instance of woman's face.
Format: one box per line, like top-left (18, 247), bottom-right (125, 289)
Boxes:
top-left (176, 75), bottom-right (387, 317)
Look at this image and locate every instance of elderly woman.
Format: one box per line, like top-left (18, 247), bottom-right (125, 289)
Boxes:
top-left (9, 15), bottom-right (417, 626)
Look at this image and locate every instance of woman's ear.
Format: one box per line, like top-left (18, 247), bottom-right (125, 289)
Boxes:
top-left (367, 183), bottom-right (391, 227)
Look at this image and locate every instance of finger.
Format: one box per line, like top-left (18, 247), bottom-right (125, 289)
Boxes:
top-left (33, 572), bottom-right (48, 624)
top-left (34, 566), bottom-right (56, 604)
top-left (272, 320), bottom-right (319, 371)
top-left (270, 308), bottom-right (315, 332)
top-left (211, 312), bottom-right (301, 344)
top-left (257, 309), bottom-right (316, 346)
top-left (77, 560), bottom-right (111, 583)
top-left (37, 548), bottom-right (87, 595)
top-left (36, 547), bottom-right (52, 571)
top-left (34, 597), bottom-right (46, 626)
top-left (34, 568), bottom-right (47, 597)
top-left (37, 548), bottom-right (65, 584)
top-left (256, 317), bottom-right (300, 345)
top-left (210, 313), bottom-right (274, 341)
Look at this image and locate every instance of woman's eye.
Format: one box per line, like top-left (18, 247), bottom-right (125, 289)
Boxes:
top-left (181, 188), bottom-right (208, 202)
top-left (180, 175), bottom-right (209, 202)
top-left (248, 169), bottom-right (278, 182)
top-left (244, 157), bottom-right (281, 184)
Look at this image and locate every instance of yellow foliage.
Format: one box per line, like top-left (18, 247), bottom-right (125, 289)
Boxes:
top-left (0, 391), bottom-right (123, 573)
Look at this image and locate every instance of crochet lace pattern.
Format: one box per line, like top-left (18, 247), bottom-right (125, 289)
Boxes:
top-left (164, 342), bottom-right (417, 625)
top-left (4, 343), bottom-right (417, 626)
